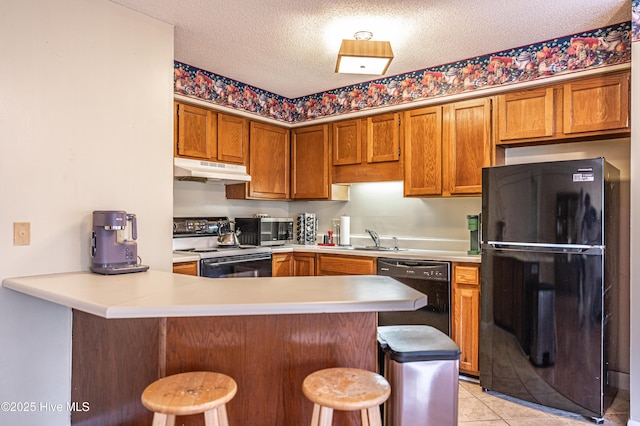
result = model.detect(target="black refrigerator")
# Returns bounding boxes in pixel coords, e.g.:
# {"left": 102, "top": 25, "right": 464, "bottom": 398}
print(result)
{"left": 480, "top": 157, "right": 619, "bottom": 421}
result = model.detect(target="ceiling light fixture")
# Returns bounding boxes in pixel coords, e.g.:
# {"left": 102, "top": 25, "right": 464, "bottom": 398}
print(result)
{"left": 335, "top": 31, "right": 394, "bottom": 75}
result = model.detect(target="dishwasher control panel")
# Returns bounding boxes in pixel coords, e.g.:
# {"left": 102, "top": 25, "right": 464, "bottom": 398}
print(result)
{"left": 377, "top": 258, "right": 450, "bottom": 282}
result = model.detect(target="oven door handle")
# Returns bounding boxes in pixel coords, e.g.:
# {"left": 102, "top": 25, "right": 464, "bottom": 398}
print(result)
{"left": 202, "top": 255, "right": 271, "bottom": 266}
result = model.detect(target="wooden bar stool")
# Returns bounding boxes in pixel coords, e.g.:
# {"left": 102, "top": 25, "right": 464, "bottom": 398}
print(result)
{"left": 141, "top": 371, "right": 237, "bottom": 426}
{"left": 302, "top": 367, "right": 390, "bottom": 426}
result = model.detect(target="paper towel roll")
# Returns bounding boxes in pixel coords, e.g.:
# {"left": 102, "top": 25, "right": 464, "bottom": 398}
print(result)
{"left": 339, "top": 215, "right": 350, "bottom": 246}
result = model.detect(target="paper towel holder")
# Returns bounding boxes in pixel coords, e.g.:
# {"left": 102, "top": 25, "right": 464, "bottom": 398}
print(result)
{"left": 338, "top": 214, "right": 351, "bottom": 247}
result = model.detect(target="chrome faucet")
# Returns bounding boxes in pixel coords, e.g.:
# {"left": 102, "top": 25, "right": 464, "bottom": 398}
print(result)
{"left": 365, "top": 229, "right": 381, "bottom": 248}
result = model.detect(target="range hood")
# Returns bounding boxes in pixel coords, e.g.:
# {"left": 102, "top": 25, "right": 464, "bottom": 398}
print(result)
{"left": 174, "top": 157, "right": 251, "bottom": 183}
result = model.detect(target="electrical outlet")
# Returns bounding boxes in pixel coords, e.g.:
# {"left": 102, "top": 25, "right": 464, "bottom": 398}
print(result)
{"left": 14, "top": 222, "right": 30, "bottom": 245}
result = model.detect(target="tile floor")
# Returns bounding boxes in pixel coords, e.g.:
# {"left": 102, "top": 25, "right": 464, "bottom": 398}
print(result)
{"left": 458, "top": 380, "right": 630, "bottom": 425}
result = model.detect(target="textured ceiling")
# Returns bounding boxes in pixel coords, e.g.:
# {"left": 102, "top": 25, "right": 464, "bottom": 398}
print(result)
{"left": 110, "top": 0, "right": 630, "bottom": 99}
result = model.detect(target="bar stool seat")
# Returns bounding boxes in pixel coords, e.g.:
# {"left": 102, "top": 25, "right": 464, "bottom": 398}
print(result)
{"left": 302, "top": 367, "right": 390, "bottom": 426}
{"left": 141, "top": 371, "right": 237, "bottom": 426}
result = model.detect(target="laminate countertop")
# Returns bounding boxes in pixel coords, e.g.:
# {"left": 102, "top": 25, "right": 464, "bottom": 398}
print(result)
{"left": 172, "top": 246, "right": 481, "bottom": 264}
{"left": 2, "top": 270, "right": 427, "bottom": 319}
{"left": 271, "top": 244, "right": 481, "bottom": 263}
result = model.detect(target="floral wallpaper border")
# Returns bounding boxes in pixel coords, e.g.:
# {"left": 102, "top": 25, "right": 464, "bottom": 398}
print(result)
{"left": 174, "top": 21, "right": 631, "bottom": 124}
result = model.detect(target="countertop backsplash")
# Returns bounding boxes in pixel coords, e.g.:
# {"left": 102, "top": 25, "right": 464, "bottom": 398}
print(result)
{"left": 174, "top": 180, "right": 481, "bottom": 251}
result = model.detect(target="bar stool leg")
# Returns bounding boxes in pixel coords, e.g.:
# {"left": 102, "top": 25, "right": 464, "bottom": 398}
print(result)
{"left": 318, "top": 405, "right": 333, "bottom": 426}
{"left": 152, "top": 413, "right": 175, "bottom": 426}
{"left": 310, "top": 403, "right": 334, "bottom": 426}
{"left": 203, "top": 405, "right": 231, "bottom": 426}
{"left": 310, "top": 404, "right": 320, "bottom": 425}
{"left": 360, "top": 406, "right": 382, "bottom": 426}
{"left": 360, "top": 409, "right": 369, "bottom": 426}
{"left": 218, "top": 404, "right": 230, "bottom": 426}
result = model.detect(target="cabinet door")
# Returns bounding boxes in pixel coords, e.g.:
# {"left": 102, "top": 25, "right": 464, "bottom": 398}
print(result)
{"left": 332, "top": 119, "right": 362, "bottom": 165}
{"left": 403, "top": 106, "right": 442, "bottom": 197}
{"left": 316, "top": 254, "right": 376, "bottom": 276}
{"left": 451, "top": 263, "right": 480, "bottom": 376}
{"left": 292, "top": 124, "right": 330, "bottom": 199}
{"left": 443, "top": 98, "right": 493, "bottom": 196}
{"left": 248, "top": 121, "right": 290, "bottom": 199}
{"left": 498, "top": 87, "right": 554, "bottom": 142}
{"left": 272, "top": 253, "right": 293, "bottom": 277}
{"left": 175, "top": 103, "right": 217, "bottom": 160}
{"left": 367, "top": 112, "right": 400, "bottom": 163}
{"left": 563, "top": 71, "right": 629, "bottom": 134}
{"left": 173, "top": 261, "right": 198, "bottom": 276}
{"left": 217, "top": 113, "right": 248, "bottom": 164}
{"left": 332, "top": 114, "right": 403, "bottom": 184}
{"left": 293, "top": 253, "right": 316, "bottom": 276}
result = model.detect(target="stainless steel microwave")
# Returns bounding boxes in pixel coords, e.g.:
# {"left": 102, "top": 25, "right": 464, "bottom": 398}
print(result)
{"left": 235, "top": 217, "right": 294, "bottom": 246}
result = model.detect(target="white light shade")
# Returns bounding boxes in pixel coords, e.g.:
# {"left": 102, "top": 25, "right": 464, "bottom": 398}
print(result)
{"left": 335, "top": 39, "right": 394, "bottom": 75}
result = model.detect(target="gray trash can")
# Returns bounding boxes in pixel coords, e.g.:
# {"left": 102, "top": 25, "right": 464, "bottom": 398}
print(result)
{"left": 378, "top": 325, "right": 461, "bottom": 426}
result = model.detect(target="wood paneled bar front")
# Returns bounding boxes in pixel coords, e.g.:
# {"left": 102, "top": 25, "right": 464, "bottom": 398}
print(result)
{"left": 3, "top": 271, "right": 426, "bottom": 426}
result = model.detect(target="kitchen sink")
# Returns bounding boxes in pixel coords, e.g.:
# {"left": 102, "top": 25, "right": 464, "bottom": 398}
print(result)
{"left": 353, "top": 246, "right": 406, "bottom": 251}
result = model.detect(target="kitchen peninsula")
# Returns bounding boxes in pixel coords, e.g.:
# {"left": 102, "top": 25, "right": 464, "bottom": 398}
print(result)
{"left": 2, "top": 270, "right": 426, "bottom": 426}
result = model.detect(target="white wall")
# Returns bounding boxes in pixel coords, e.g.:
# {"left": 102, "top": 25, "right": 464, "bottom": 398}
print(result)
{"left": 0, "top": 1, "right": 174, "bottom": 424}
{"left": 291, "top": 182, "right": 481, "bottom": 250}
{"left": 174, "top": 180, "right": 482, "bottom": 251}
{"left": 629, "top": 41, "right": 640, "bottom": 426}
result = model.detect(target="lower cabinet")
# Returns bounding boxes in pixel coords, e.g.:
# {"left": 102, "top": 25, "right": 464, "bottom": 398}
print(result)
{"left": 272, "top": 251, "right": 318, "bottom": 276}
{"left": 272, "top": 252, "right": 294, "bottom": 277}
{"left": 275, "top": 252, "right": 377, "bottom": 276}
{"left": 451, "top": 262, "right": 481, "bottom": 376}
{"left": 173, "top": 261, "right": 198, "bottom": 276}
{"left": 293, "top": 252, "right": 316, "bottom": 276}
{"left": 316, "top": 254, "right": 376, "bottom": 276}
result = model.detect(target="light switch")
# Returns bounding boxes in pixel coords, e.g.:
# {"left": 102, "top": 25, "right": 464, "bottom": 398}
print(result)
{"left": 14, "top": 222, "right": 30, "bottom": 245}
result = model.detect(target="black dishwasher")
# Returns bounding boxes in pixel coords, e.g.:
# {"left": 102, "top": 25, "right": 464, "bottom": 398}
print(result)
{"left": 377, "top": 258, "right": 451, "bottom": 336}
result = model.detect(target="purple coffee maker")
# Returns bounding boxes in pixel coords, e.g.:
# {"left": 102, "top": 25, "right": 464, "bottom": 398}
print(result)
{"left": 90, "top": 210, "right": 149, "bottom": 275}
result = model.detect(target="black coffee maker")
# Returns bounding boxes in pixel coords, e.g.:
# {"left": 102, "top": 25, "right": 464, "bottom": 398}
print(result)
{"left": 90, "top": 210, "right": 149, "bottom": 275}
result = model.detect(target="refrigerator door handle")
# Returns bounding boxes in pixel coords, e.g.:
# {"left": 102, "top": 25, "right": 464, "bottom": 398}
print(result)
{"left": 484, "top": 241, "right": 603, "bottom": 255}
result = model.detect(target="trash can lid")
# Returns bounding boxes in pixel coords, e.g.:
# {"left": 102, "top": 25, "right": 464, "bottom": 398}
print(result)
{"left": 378, "top": 325, "right": 461, "bottom": 363}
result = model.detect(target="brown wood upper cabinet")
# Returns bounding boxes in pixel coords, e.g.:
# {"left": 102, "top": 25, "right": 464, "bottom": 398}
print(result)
{"left": 367, "top": 113, "right": 401, "bottom": 163}
{"left": 404, "top": 98, "right": 492, "bottom": 197}
{"left": 497, "top": 71, "right": 630, "bottom": 145}
{"left": 291, "top": 124, "right": 332, "bottom": 199}
{"left": 332, "top": 113, "right": 402, "bottom": 183}
{"left": 175, "top": 101, "right": 216, "bottom": 160}
{"left": 226, "top": 121, "right": 290, "bottom": 200}
{"left": 403, "top": 106, "right": 442, "bottom": 197}
{"left": 175, "top": 101, "right": 248, "bottom": 165}
{"left": 443, "top": 97, "right": 493, "bottom": 196}
{"left": 563, "top": 71, "right": 629, "bottom": 135}
{"left": 217, "top": 113, "right": 249, "bottom": 164}
{"left": 498, "top": 87, "right": 554, "bottom": 141}
{"left": 332, "top": 119, "right": 362, "bottom": 165}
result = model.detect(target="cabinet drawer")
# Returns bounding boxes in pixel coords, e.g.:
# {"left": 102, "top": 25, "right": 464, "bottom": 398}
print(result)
{"left": 455, "top": 265, "right": 479, "bottom": 285}
{"left": 316, "top": 254, "right": 376, "bottom": 276}
{"left": 173, "top": 261, "right": 198, "bottom": 276}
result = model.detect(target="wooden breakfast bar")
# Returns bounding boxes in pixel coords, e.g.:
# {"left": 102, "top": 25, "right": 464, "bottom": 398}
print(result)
{"left": 2, "top": 270, "right": 427, "bottom": 426}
